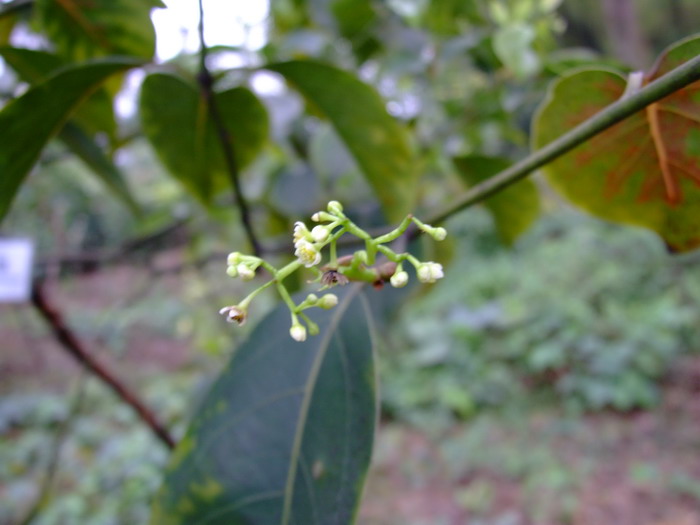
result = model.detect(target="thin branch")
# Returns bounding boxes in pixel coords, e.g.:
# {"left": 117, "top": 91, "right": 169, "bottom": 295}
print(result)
{"left": 196, "top": 0, "right": 262, "bottom": 256}
{"left": 30, "top": 282, "right": 176, "bottom": 450}
{"left": 36, "top": 217, "right": 189, "bottom": 277}
{"left": 427, "top": 53, "right": 700, "bottom": 225}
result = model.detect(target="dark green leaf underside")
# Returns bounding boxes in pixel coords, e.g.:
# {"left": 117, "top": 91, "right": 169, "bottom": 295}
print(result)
{"left": 151, "top": 285, "right": 377, "bottom": 525}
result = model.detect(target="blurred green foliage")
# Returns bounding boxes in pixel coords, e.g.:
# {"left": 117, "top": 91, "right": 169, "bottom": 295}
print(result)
{"left": 383, "top": 208, "right": 700, "bottom": 425}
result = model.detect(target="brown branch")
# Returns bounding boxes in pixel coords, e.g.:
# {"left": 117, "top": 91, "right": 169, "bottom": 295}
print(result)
{"left": 36, "top": 217, "right": 190, "bottom": 277}
{"left": 30, "top": 282, "right": 176, "bottom": 450}
{"left": 197, "top": 0, "right": 261, "bottom": 256}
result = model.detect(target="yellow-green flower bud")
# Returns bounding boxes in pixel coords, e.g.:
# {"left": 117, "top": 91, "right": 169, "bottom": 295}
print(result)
{"left": 432, "top": 227, "right": 447, "bottom": 241}
{"left": 327, "top": 200, "right": 343, "bottom": 215}
{"left": 318, "top": 293, "right": 338, "bottom": 309}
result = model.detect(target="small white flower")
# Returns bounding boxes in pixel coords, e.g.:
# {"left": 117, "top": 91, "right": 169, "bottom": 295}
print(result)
{"left": 293, "top": 221, "right": 310, "bottom": 245}
{"left": 318, "top": 294, "right": 338, "bottom": 309}
{"left": 417, "top": 262, "right": 444, "bottom": 283}
{"left": 290, "top": 324, "right": 307, "bottom": 342}
{"left": 294, "top": 240, "right": 322, "bottom": 267}
{"left": 310, "top": 225, "right": 330, "bottom": 243}
{"left": 237, "top": 263, "right": 255, "bottom": 281}
{"left": 219, "top": 305, "right": 247, "bottom": 325}
{"left": 390, "top": 270, "right": 409, "bottom": 288}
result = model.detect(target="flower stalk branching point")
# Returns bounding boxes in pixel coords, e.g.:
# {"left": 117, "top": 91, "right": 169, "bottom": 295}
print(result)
{"left": 220, "top": 201, "right": 448, "bottom": 341}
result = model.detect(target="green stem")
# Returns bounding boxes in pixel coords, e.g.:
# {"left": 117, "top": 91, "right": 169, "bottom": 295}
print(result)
{"left": 426, "top": 53, "right": 700, "bottom": 225}
{"left": 329, "top": 238, "right": 338, "bottom": 267}
{"left": 239, "top": 279, "right": 275, "bottom": 307}
{"left": 373, "top": 214, "right": 413, "bottom": 244}
{"left": 276, "top": 280, "right": 298, "bottom": 313}
{"left": 277, "top": 260, "right": 303, "bottom": 281}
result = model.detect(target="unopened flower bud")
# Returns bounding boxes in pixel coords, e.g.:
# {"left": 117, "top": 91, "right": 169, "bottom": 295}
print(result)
{"left": 305, "top": 293, "right": 319, "bottom": 304}
{"left": 237, "top": 263, "right": 255, "bottom": 281}
{"left": 311, "top": 212, "right": 321, "bottom": 222}
{"left": 318, "top": 293, "right": 338, "bottom": 309}
{"left": 226, "top": 265, "right": 238, "bottom": 278}
{"left": 327, "top": 200, "right": 343, "bottom": 215}
{"left": 417, "top": 262, "right": 444, "bottom": 283}
{"left": 311, "top": 225, "right": 330, "bottom": 243}
{"left": 390, "top": 270, "right": 409, "bottom": 288}
{"left": 307, "top": 320, "right": 320, "bottom": 336}
{"left": 227, "top": 252, "right": 241, "bottom": 266}
{"left": 432, "top": 227, "right": 447, "bottom": 241}
{"left": 290, "top": 323, "right": 307, "bottom": 342}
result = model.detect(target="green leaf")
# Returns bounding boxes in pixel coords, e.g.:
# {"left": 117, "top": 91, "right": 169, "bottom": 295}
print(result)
{"left": 533, "top": 36, "right": 700, "bottom": 252}
{"left": 139, "top": 73, "right": 269, "bottom": 204}
{"left": 493, "top": 23, "right": 540, "bottom": 78}
{"left": 0, "top": 47, "right": 116, "bottom": 138}
{"left": 453, "top": 155, "right": 540, "bottom": 244}
{"left": 151, "top": 285, "right": 377, "bottom": 524}
{"left": 330, "top": 0, "right": 380, "bottom": 62}
{"left": 33, "top": 0, "right": 163, "bottom": 61}
{"left": 0, "top": 57, "right": 142, "bottom": 221}
{"left": 0, "top": 47, "right": 139, "bottom": 213}
{"left": 267, "top": 60, "right": 417, "bottom": 222}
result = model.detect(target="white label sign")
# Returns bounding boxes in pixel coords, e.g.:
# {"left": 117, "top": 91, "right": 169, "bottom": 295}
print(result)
{"left": 0, "top": 238, "right": 34, "bottom": 303}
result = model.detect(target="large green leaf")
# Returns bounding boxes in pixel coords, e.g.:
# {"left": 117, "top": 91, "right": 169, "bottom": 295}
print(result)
{"left": 0, "top": 58, "right": 141, "bottom": 221}
{"left": 151, "top": 285, "right": 377, "bottom": 524}
{"left": 33, "top": 0, "right": 163, "bottom": 61}
{"left": 139, "top": 73, "right": 269, "bottom": 204}
{"left": 0, "top": 47, "right": 139, "bottom": 213}
{"left": 267, "top": 60, "right": 417, "bottom": 222}
{"left": 454, "top": 155, "right": 540, "bottom": 244}
{"left": 0, "top": 47, "right": 116, "bottom": 138}
{"left": 533, "top": 36, "right": 700, "bottom": 252}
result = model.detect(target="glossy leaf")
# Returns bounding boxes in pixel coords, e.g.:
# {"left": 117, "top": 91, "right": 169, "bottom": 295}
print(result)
{"left": 0, "top": 47, "right": 116, "bottom": 138}
{"left": 0, "top": 47, "right": 139, "bottom": 213}
{"left": 267, "top": 60, "right": 417, "bottom": 222}
{"left": 33, "top": 0, "right": 163, "bottom": 61}
{"left": 534, "top": 36, "right": 700, "bottom": 252}
{"left": 139, "top": 73, "right": 269, "bottom": 204}
{"left": 454, "top": 155, "right": 541, "bottom": 244}
{"left": 0, "top": 58, "right": 141, "bottom": 221}
{"left": 151, "top": 285, "right": 377, "bottom": 524}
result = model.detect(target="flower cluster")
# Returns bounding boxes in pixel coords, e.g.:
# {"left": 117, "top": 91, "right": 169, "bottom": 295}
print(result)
{"left": 220, "top": 201, "right": 447, "bottom": 341}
